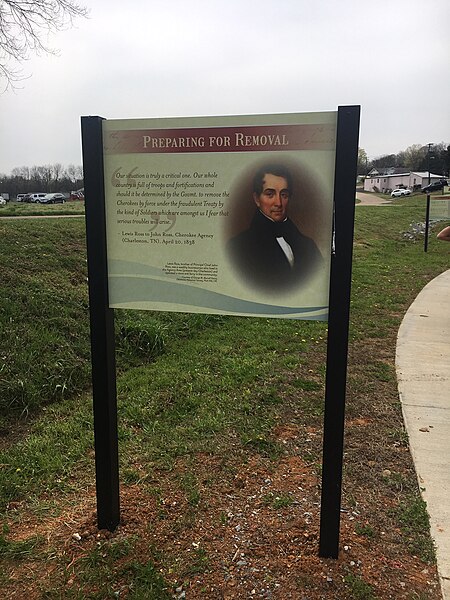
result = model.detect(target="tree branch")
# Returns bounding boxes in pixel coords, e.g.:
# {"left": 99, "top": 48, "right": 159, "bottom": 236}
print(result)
{"left": 0, "top": 0, "right": 88, "bottom": 89}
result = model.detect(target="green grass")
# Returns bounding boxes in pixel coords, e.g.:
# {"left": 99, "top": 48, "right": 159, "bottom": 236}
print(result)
{"left": 0, "top": 217, "right": 225, "bottom": 417}
{"left": 180, "top": 472, "right": 201, "bottom": 507}
{"left": 58, "top": 542, "right": 172, "bottom": 599}
{"left": 263, "top": 492, "right": 295, "bottom": 509}
{"left": 181, "top": 547, "right": 210, "bottom": 576}
{"left": 0, "top": 533, "right": 43, "bottom": 558}
{"left": 354, "top": 523, "right": 376, "bottom": 539}
{"left": 343, "top": 572, "right": 376, "bottom": 599}
{"left": 1, "top": 195, "right": 447, "bottom": 479}
{"left": 396, "top": 495, "right": 436, "bottom": 563}
{"left": 0, "top": 218, "right": 90, "bottom": 416}
{"left": 0, "top": 194, "right": 448, "bottom": 596}
{"left": 0, "top": 200, "right": 85, "bottom": 217}
{"left": 0, "top": 396, "right": 94, "bottom": 507}
{"left": 126, "top": 561, "right": 172, "bottom": 599}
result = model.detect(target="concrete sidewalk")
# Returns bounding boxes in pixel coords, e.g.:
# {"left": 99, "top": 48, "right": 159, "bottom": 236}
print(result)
{"left": 356, "top": 191, "right": 393, "bottom": 206}
{"left": 396, "top": 269, "right": 450, "bottom": 599}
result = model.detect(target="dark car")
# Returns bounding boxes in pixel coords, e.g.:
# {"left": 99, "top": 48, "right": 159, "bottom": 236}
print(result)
{"left": 421, "top": 179, "right": 448, "bottom": 193}
{"left": 40, "top": 193, "right": 66, "bottom": 204}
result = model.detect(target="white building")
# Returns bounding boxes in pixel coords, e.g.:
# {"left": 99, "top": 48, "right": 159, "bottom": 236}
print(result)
{"left": 364, "top": 171, "right": 446, "bottom": 193}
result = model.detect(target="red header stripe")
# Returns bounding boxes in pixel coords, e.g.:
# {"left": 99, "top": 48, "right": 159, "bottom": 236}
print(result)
{"left": 104, "top": 123, "right": 336, "bottom": 154}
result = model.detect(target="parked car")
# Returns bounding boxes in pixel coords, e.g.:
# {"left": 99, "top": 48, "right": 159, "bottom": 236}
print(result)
{"left": 421, "top": 179, "right": 448, "bottom": 193}
{"left": 0, "top": 197, "right": 6, "bottom": 206}
{"left": 391, "top": 188, "right": 411, "bottom": 197}
{"left": 16, "top": 194, "right": 26, "bottom": 202}
{"left": 27, "top": 193, "right": 47, "bottom": 203}
{"left": 40, "top": 193, "right": 66, "bottom": 204}
{"left": 70, "top": 189, "right": 84, "bottom": 200}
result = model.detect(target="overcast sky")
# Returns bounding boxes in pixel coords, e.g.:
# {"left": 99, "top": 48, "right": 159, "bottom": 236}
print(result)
{"left": 1, "top": 0, "right": 449, "bottom": 175}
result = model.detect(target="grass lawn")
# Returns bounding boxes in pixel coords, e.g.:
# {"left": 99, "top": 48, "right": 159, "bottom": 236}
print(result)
{"left": 0, "top": 196, "right": 448, "bottom": 598}
{"left": 0, "top": 200, "right": 85, "bottom": 217}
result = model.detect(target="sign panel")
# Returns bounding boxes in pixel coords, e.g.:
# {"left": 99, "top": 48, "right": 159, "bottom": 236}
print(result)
{"left": 430, "top": 197, "right": 450, "bottom": 220}
{"left": 102, "top": 112, "right": 337, "bottom": 319}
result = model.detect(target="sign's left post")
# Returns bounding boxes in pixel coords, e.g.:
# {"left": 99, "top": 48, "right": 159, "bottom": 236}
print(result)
{"left": 81, "top": 116, "right": 120, "bottom": 531}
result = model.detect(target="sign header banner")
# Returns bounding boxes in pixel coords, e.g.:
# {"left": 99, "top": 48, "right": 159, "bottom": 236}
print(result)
{"left": 104, "top": 123, "right": 336, "bottom": 155}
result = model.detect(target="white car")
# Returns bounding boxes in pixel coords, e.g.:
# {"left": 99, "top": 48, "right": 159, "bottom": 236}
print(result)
{"left": 391, "top": 188, "right": 411, "bottom": 197}
{"left": 0, "top": 197, "right": 6, "bottom": 206}
{"left": 28, "top": 193, "right": 47, "bottom": 203}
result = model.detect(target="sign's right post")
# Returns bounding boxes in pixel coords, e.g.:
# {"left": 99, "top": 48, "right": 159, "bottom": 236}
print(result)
{"left": 319, "top": 105, "right": 361, "bottom": 559}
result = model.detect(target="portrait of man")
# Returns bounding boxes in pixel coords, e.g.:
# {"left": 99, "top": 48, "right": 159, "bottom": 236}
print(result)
{"left": 226, "top": 163, "right": 323, "bottom": 292}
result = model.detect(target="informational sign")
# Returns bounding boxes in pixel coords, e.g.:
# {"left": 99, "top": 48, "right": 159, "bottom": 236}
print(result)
{"left": 82, "top": 105, "right": 360, "bottom": 550}
{"left": 430, "top": 196, "right": 450, "bottom": 220}
{"left": 102, "top": 112, "right": 337, "bottom": 319}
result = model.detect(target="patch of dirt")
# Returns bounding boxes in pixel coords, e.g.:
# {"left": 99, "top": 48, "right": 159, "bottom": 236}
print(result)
{"left": 2, "top": 443, "right": 441, "bottom": 599}
{"left": 0, "top": 328, "right": 442, "bottom": 598}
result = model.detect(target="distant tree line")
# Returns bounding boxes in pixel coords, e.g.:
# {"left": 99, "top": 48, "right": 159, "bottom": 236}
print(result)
{"left": 358, "top": 143, "right": 450, "bottom": 177}
{"left": 0, "top": 164, "right": 84, "bottom": 197}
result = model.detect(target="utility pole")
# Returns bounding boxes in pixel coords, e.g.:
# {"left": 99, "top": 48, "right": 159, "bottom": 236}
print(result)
{"left": 424, "top": 143, "right": 433, "bottom": 252}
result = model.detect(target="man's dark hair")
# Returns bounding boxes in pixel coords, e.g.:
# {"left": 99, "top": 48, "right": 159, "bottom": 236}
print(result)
{"left": 252, "top": 164, "right": 293, "bottom": 196}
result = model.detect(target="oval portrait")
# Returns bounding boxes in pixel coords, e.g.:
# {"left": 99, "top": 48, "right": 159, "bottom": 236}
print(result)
{"left": 224, "top": 157, "right": 329, "bottom": 293}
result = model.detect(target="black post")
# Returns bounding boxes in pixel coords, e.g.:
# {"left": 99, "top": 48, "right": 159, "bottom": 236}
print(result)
{"left": 81, "top": 116, "right": 120, "bottom": 531}
{"left": 424, "top": 144, "right": 433, "bottom": 253}
{"left": 319, "top": 105, "right": 360, "bottom": 558}
{"left": 424, "top": 194, "right": 431, "bottom": 252}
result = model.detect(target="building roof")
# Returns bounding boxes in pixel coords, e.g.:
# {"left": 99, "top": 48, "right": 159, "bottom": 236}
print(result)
{"left": 366, "top": 171, "right": 445, "bottom": 180}
{"left": 368, "top": 166, "right": 408, "bottom": 176}
{"left": 366, "top": 172, "right": 410, "bottom": 178}
{"left": 410, "top": 172, "right": 445, "bottom": 178}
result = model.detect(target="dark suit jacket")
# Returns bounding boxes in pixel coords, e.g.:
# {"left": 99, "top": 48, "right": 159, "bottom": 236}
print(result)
{"left": 227, "top": 210, "right": 322, "bottom": 291}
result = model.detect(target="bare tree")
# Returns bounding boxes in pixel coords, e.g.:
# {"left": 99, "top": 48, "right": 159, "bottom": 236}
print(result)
{"left": 29, "top": 165, "right": 41, "bottom": 182}
{"left": 38, "top": 164, "right": 53, "bottom": 188}
{"left": 65, "top": 163, "right": 78, "bottom": 184}
{"left": 52, "top": 162, "right": 63, "bottom": 185}
{"left": 402, "top": 144, "right": 427, "bottom": 171}
{"left": 0, "top": 0, "right": 88, "bottom": 89}
{"left": 12, "top": 166, "right": 31, "bottom": 180}
{"left": 357, "top": 148, "right": 368, "bottom": 175}
{"left": 74, "top": 164, "right": 83, "bottom": 182}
